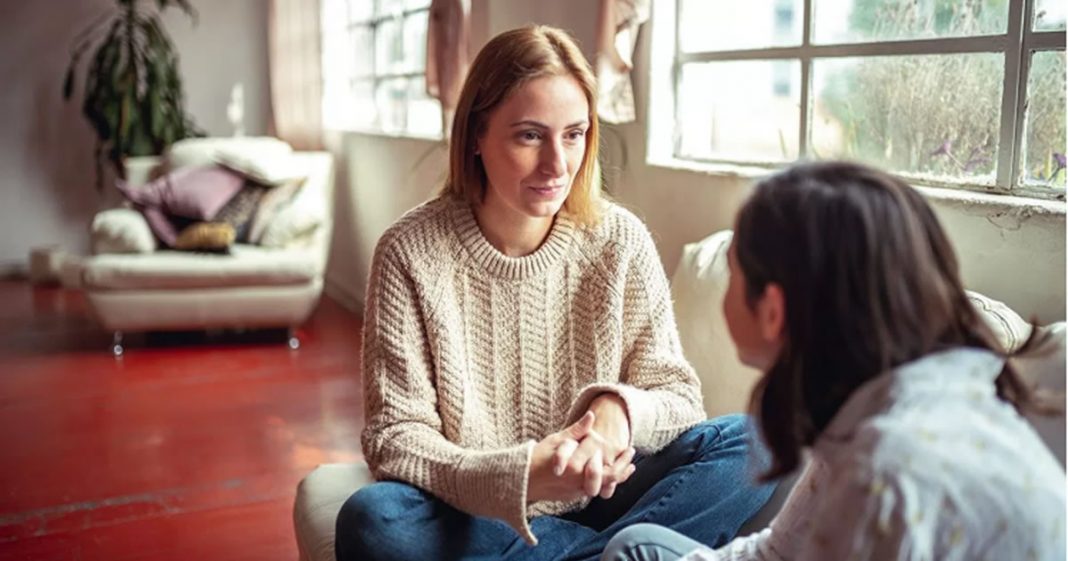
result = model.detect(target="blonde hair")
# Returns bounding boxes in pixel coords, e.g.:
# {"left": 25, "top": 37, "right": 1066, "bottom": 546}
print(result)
{"left": 439, "top": 25, "right": 603, "bottom": 227}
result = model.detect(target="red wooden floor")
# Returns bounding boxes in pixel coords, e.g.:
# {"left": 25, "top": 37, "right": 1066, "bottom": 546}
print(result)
{"left": 0, "top": 281, "right": 365, "bottom": 560}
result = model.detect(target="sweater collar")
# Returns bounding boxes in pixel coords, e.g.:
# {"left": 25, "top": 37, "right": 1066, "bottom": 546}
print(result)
{"left": 448, "top": 197, "right": 576, "bottom": 280}
{"left": 815, "top": 347, "right": 1005, "bottom": 451}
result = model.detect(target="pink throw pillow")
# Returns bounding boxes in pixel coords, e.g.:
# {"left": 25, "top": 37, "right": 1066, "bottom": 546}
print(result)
{"left": 116, "top": 166, "right": 245, "bottom": 247}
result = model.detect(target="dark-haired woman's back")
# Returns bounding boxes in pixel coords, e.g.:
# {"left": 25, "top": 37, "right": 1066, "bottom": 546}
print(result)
{"left": 603, "top": 161, "right": 1065, "bottom": 561}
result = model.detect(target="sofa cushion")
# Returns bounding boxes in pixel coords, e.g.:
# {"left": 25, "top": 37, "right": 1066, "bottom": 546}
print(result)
{"left": 1014, "top": 322, "right": 1067, "bottom": 465}
{"left": 91, "top": 208, "right": 158, "bottom": 255}
{"left": 216, "top": 147, "right": 306, "bottom": 186}
{"left": 82, "top": 245, "right": 320, "bottom": 290}
{"left": 248, "top": 178, "right": 305, "bottom": 245}
{"left": 166, "top": 137, "right": 292, "bottom": 170}
{"left": 116, "top": 166, "right": 246, "bottom": 247}
{"left": 671, "top": 230, "right": 760, "bottom": 418}
{"left": 173, "top": 222, "right": 236, "bottom": 252}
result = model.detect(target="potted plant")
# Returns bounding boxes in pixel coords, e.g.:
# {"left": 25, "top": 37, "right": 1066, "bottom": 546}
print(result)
{"left": 62, "top": 0, "right": 204, "bottom": 190}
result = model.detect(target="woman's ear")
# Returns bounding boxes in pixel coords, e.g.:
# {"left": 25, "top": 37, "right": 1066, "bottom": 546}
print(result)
{"left": 757, "top": 283, "right": 786, "bottom": 345}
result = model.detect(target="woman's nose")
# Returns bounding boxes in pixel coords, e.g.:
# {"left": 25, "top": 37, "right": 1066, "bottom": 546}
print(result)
{"left": 539, "top": 139, "right": 567, "bottom": 178}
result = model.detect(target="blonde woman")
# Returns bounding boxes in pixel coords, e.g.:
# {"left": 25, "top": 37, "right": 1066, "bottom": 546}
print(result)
{"left": 335, "top": 26, "right": 774, "bottom": 561}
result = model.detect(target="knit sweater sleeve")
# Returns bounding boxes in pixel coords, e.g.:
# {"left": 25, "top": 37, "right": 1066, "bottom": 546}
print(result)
{"left": 359, "top": 237, "right": 540, "bottom": 544}
{"left": 567, "top": 219, "right": 706, "bottom": 453}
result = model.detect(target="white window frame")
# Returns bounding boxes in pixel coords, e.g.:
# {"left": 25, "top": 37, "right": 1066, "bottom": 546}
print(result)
{"left": 649, "top": 0, "right": 1066, "bottom": 200}
{"left": 320, "top": 0, "right": 441, "bottom": 139}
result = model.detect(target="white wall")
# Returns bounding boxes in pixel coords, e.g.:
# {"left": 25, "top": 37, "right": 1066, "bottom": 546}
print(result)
{"left": 325, "top": 1, "right": 1066, "bottom": 323}
{"left": 0, "top": 0, "right": 269, "bottom": 271}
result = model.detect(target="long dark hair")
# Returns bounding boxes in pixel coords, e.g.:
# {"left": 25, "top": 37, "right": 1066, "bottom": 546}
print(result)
{"left": 735, "top": 161, "right": 1050, "bottom": 480}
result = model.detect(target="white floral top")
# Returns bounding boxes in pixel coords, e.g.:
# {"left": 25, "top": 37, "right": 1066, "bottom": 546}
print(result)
{"left": 684, "top": 348, "right": 1066, "bottom": 561}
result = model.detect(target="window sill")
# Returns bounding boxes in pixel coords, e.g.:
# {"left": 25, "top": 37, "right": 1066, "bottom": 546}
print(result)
{"left": 647, "top": 155, "right": 1067, "bottom": 218}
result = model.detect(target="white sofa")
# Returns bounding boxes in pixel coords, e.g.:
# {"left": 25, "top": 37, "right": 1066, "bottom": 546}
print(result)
{"left": 291, "top": 229, "right": 1066, "bottom": 561}
{"left": 81, "top": 137, "right": 335, "bottom": 355}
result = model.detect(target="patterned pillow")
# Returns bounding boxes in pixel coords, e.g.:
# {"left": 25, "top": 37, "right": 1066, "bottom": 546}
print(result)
{"left": 212, "top": 182, "right": 269, "bottom": 243}
{"left": 247, "top": 178, "right": 305, "bottom": 244}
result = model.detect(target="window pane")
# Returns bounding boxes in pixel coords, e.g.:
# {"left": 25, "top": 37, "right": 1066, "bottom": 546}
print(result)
{"left": 351, "top": 79, "right": 377, "bottom": 129}
{"left": 811, "top": 54, "right": 1003, "bottom": 183}
{"left": 376, "top": 78, "right": 408, "bottom": 133}
{"left": 349, "top": 0, "right": 374, "bottom": 23}
{"left": 321, "top": 0, "right": 349, "bottom": 32}
{"left": 679, "top": 0, "right": 802, "bottom": 52}
{"left": 375, "top": 17, "right": 404, "bottom": 75}
{"left": 677, "top": 61, "right": 800, "bottom": 162}
{"left": 407, "top": 80, "right": 442, "bottom": 137}
{"left": 1035, "top": 0, "right": 1067, "bottom": 31}
{"left": 813, "top": 0, "right": 1008, "bottom": 44}
{"left": 377, "top": 0, "right": 407, "bottom": 16}
{"left": 402, "top": 11, "right": 429, "bottom": 73}
{"left": 322, "top": 28, "right": 355, "bottom": 82}
{"left": 352, "top": 25, "right": 375, "bottom": 78}
{"left": 1021, "top": 51, "right": 1067, "bottom": 189}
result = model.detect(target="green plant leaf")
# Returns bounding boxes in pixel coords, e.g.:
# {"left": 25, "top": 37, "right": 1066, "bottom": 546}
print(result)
{"left": 67, "top": 0, "right": 201, "bottom": 189}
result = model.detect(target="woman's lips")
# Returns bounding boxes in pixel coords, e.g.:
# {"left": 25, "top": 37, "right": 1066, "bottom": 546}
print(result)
{"left": 528, "top": 184, "right": 565, "bottom": 198}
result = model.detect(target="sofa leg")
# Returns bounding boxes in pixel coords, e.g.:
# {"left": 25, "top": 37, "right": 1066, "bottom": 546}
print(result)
{"left": 287, "top": 328, "right": 300, "bottom": 350}
{"left": 111, "top": 331, "right": 124, "bottom": 357}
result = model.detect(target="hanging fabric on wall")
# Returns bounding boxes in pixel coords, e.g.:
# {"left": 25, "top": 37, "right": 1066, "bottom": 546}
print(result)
{"left": 426, "top": 0, "right": 471, "bottom": 137}
{"left": 268, "top": 0, "right": 324, "bottom": 150}
{"left": 596, "top": 0, "right": 652, "bottom": 124}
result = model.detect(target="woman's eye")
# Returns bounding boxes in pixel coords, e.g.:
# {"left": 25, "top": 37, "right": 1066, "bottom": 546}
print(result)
{"left": 520, "top": 131, "right": 541, "bottom": 142}
{"left": 566, "top": 129, "right": 586, "bottom": 141}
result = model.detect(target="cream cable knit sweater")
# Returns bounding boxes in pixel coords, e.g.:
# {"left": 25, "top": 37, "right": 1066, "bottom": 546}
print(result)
{"left": 360, "top": 195, "right": 705, "bottom": 545}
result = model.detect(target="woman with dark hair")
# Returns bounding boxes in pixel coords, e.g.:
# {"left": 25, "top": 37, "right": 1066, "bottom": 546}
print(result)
{"left": 604, "top": 161, "right": 1065, "bottom": 561}
{"left": 333, "top": 25, "right": 774, "bottom": 561}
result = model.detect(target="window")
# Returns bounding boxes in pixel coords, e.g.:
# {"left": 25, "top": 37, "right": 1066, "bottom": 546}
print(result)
{"left": 654, "top": 0, "right": 1066, "bottom": 197}
{"left": 320, "top": 0, "right": 442, "bottom": 138}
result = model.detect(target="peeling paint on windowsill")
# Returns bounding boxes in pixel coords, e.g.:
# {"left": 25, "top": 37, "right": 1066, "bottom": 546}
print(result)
{"left": 918, "top": 185, "right": 1066, "bottom": 231}
{"left": 647, "top": 157, "right": 1066, "bottom": 231}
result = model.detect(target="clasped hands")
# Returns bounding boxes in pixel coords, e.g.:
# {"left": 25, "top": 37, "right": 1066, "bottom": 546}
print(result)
{"left": 527, "top": 394, "right": 637, "bottom": 504}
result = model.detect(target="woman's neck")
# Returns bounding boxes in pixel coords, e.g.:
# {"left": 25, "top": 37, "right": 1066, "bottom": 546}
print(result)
{"left": 473, "top": 203, "right": 554, "bottom": 257}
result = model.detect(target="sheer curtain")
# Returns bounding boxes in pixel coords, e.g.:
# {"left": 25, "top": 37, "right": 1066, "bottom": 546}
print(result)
{"left": 426, "top": 0, "right": 470, "bottom": 137}
{"left": 596, "top": 0, "right": 651, "bottom": 124}
{"left": 268, "top": 0, "right": 324, "bottom": 150}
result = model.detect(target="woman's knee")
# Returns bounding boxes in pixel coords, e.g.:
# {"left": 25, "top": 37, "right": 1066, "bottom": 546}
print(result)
{"left": 680, "top": 414, "right": 753, "bottom": 453}
{"left": 335, "top": 481, "right": 422, "bottom": 560}
{"left": 601, "top": 523, "right": 700, "bottom": 561}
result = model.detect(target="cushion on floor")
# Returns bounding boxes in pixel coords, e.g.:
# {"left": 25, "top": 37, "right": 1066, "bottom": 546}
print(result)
{"left": 294, "top": 463, "right": 374, "bottom": 561}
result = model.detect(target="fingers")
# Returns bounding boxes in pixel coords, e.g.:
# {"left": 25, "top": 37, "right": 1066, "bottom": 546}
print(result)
{"left": 552, "top": 438, "right": 579, "bottom": 476}
{"left": 599, "top": 447, "right": 636, "bottom": 499}
{"left": 612, "top": 447, "right": 636, "bottom": 476}
{"left": 565, "top": 411, "right": 596, "bottom": 440}
{"left": 584, "top": 448, "right": 604, "bottom": 497}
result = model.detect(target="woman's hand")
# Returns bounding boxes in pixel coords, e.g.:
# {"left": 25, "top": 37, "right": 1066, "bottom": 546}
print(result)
{"left": 527, "top": 396, "right": 637, "bottom": 504}
{"left": 559, "top": 393, "right": 634, "bottom": 499}
{"left": 528, "top": 412, "right": 601, "bottom": 503}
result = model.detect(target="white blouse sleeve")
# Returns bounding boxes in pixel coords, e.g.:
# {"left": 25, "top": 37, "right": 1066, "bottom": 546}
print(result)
{"left": 793, "top": 460, "right": 915, "bottom": 561}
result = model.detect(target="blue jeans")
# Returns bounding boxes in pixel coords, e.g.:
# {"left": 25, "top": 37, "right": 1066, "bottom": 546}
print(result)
{"left": 335, "top": 415, "right": 775, "bottom": 561}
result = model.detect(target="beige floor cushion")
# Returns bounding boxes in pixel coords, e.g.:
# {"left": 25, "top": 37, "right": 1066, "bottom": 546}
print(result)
{"left": 294, "top": 463, "right": 374, "bottom": 561}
